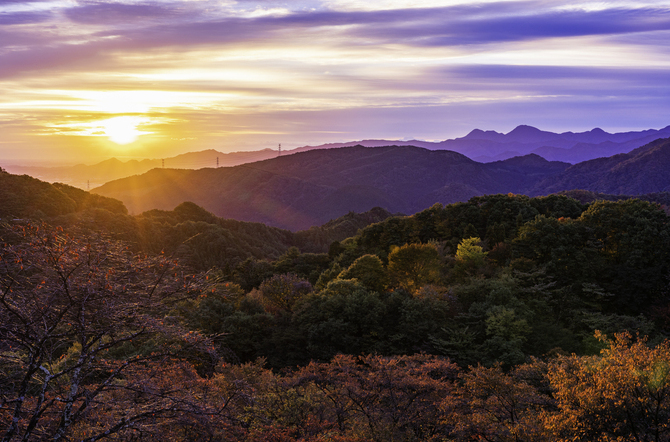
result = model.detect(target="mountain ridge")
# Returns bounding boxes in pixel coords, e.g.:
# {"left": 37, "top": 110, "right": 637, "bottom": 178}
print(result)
{"left": 92, "top": 144, "right": 571, "bottom": 230}
{"left": 92, "top": 137, "right": 670, "bottom": 231}
{"left": 6, "top": 125, "right": 668, "bottom": 189}
{"left": 532, "top": 137, "right": 670, "bottom": 195}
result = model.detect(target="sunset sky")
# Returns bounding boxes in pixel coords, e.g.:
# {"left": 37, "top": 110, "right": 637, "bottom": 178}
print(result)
{"left": 1, "top": 0, "right": 669, "bottom": 165}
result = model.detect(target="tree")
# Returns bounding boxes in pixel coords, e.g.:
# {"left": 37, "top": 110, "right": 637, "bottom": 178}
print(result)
{"left": 451, "top": 362, "right": 552, "bottom": 442}
{"left": 0, "top": 222, "right": 219, "bottom": 441}
{"left": 289, "top": 354, "right": 459, "bottom": 441}
{"left": 545, "top": 332, "right": 670, "bottom": 441}
{"left": 387, "top": 243, "right": 442, "bottom": 294}
{"left": 258, "top": 273, "right": 313, "bottom": 314}
{"left": 338, "top": 254, "right": 387, "bottom": 293}
{"left": 578, "top": 199, "right": 670, "bottom": 314}
{"left": 453, "top": 236, "right": 487, "bottom": 278}
{"left": 293, "top": 280, "right": 385, "bottom": 361}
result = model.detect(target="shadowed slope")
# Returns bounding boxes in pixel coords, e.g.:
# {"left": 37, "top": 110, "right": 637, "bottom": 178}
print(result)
{"left": 93, "top": 145, "right": 569, "bottom": 230}
{"left": 532, "top": 138, "right": 670, "bottom": 195}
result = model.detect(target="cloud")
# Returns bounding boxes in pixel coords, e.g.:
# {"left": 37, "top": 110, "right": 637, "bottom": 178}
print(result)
{"left": 77, "top": 3, "right": 670, "bottom": 51}
{"left": 347, "top": 5, "right": 670, "bottom": 47}
{"left": 64, "top": 1, "right": 180, "bottom": 24}
{"left": 432, "top": 64, "right": 670, "bottom": 98}
{"left": 0, "top": 10, "right": 52, "bottom": 25}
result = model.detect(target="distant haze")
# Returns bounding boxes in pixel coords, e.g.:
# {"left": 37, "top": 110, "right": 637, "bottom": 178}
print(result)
{"left": 4, "top": 125, "right": 669, "bottom": 189}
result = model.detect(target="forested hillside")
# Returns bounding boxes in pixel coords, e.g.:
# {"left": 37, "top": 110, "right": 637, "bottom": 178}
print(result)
{"left": 533, "top": 137, "right": 670, "bottom": 195}
{"left": 2, "top": 168, "right": 670, "bottom": 441}
{"left": 93, "top": 138, "right": 670, "bottom": 231}
{"left": 93, "top": 145, "right": 570, "bottom": 229}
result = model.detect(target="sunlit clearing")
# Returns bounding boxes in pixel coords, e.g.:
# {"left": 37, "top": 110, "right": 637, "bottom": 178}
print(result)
{"left": 101, "top": 116, "right": 146, "bottom": 144}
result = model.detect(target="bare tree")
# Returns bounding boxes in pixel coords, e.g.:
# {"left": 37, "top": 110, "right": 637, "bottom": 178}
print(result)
{"left": 0, "top": 222, "right": 224, "bottom": 441}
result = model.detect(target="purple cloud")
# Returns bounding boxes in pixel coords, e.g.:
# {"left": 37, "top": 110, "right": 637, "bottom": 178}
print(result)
{"left": 64, "top": 1, "right": 179, "bottom": 24}
{"left": 96, "top": 4, "right": 670, "bottom": 50}
{"left": 0, "top": 10, "right": 52, "bottom": 25}
{"left": 349, "top": 6, "right": 670, "bottom": 46}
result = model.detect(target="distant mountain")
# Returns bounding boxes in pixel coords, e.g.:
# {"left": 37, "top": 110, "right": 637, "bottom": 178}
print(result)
{"left": 2, "top": 148, "right": 278, "bottom": 189}
{"left": 532, "top": 137, "right": 670, "bottom": 195}
{"left": 5, "top": 125, "right": 668, "bottom": 190}
{"left": 296, "top": 125, "right": 670, "bottom": 163}
{"left": 92, "top": 145, "right": 570, "bottom": 230}
{"left": 0, "top": 168, "right": 127, "bottom": 219}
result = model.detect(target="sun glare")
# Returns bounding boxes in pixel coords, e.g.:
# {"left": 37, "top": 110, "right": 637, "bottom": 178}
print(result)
{"left": 101, "top": 116, "right": 146, "bottom": 145}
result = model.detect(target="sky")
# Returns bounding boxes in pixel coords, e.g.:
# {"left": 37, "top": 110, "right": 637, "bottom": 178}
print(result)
{"left": 1, "top": 0, "right": 669, "bottom": 165}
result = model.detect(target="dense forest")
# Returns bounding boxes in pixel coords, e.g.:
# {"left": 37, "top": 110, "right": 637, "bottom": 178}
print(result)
{"left": 2, "top": 167, "right": 670, "bottom": 441}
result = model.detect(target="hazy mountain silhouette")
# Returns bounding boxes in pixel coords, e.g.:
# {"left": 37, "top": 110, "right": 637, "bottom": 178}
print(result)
{"left": 92, "top": 145, "right": 570, "bottom": 230}
{"left": 2, "top": 148, "right": 278, "bottom": 189}
{"left": 296, "top": 125, "right": 670, "bottom": 163}
{"left": 4, "top": 125, "right": 668, "bottom": 190}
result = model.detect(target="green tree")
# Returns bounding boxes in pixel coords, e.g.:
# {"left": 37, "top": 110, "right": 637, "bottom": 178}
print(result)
{"left": 338, "top": 254, "right": 387, "bottom": 293}
{"left": 453, "top": 236, "right": 488, "bottom": 278}
{"left": 578, "top": 199, "right": 670, "bottom": 314}
{"left": 387, "top": 243, "right": 442, "bottom": 294}
{"left": 293, "top": 280, "right": 385, "bottom": 360}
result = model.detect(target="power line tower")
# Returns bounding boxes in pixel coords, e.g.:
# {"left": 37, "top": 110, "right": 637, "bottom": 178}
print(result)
{"left": 162, "top": 159, "right": 165, "bottom": 168}
{"left": 87, "top": 180, "right": 90, "bottom": 191}
{"left": 217, "top": 157, "right": 219, "bottom": 168}
{"left": 278, "top": 143, "right": 282, "bottom": 157}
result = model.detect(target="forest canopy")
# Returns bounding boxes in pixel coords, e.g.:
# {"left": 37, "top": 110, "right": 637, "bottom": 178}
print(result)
{"left": 2, "top": 169, "right": 670, "bottom": 440}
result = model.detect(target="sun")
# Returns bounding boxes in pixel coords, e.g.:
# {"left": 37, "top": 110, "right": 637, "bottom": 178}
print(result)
{"left": 101, "top": 116, "right": 146, "bottom": 145}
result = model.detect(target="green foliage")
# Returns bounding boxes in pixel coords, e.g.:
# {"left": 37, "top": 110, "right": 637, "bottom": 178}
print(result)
{"left": 314, "top": 262, "right": 343, "bottom": 291}
{"left": 387, "top": 242, "right": 442, "bottom": 294}
{"left": 53, "top": 182, "right": 128, "bottom": 214}
{"left": 338, "top": 254, "right": 387, "bottom": 293}
{"left": 579, "top": 199, "right": 670, "bottom": 313}
{"left": 272, "top": 247, "right": 331, "bottom": 284}
{"left": 453, "top": 237, "right": 488, "bottom": 279}
{"left": 456, "top": 237, "right": 487, "bottom": 265}
{"left": 514, "top": 199, "right": 670, "bottom": 315}
{"left": 0, "top": 172, "right": 77, "bottom": 218}
{"left": 233, "top": 258, "right": 274, "bottom": 291}
{"left": 293, "top": 279, "right": 386, "bottom": 361}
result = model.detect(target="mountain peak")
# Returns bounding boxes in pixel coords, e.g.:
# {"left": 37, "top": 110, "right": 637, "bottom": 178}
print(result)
{"left": 507, "top": 125, "right": 542, "bottom": 136}
{"left": 463, "top": 128, "right": 504, "bottom": 140}
{"left": 504, "top": 125, "right": 560, "bottom": 143}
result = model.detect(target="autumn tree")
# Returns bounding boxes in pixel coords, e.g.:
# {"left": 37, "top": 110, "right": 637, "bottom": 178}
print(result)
{"left": 289, "top": 354, "right": 459, "bottom": 441}
{"left": 0, "top": 222, "right": 223, "bottom": 441}
{"left": 451, "top": 362, "right": 552, "bottom": 441}
{"left": 258, "top": 273, "right": 313, "bottom": 314}
{"left": 545, "top": 332, "right": 670, "bottom": 441}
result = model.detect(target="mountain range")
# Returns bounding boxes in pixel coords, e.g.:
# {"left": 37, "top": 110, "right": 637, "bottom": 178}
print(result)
{"left": 91, "top": 137, "right": 670, "bottom": 231}
{"left": 2, "top": 148, "right": 278, "bottom": 189}
{"left": 299, "top": 124, "right": 670, "bottom": 163}
{"left": 5, "top": 125, "right": 669, "bottom": 190}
